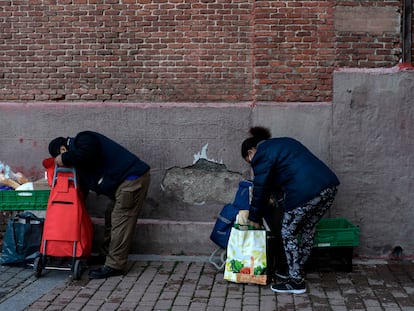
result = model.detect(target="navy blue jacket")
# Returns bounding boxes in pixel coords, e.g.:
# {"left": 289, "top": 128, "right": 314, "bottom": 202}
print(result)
{"left": 61, "top": 131, "right": 150, "bottom": 198}
{"left": 248, "top": 137, "right": 339, "bottom": 223}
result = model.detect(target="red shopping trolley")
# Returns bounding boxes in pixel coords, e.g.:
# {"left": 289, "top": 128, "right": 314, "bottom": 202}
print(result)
{"left": 33, "top": 158, "right": 93, "bottom": 280}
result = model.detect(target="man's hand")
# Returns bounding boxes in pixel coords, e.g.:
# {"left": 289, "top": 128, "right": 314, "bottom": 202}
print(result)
{"left": 55, "top": 154, "right": 64, "bottom": 166}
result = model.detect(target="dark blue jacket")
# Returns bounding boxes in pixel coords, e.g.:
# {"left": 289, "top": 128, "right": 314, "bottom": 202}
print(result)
{"left": 61, "top": 131, "right": 150, "bottom": 198}
{"left": 248, "top": 137, "right": 339, "bottom": 223}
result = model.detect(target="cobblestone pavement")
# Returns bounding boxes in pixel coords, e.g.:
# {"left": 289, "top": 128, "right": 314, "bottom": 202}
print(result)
{"left": 0, "top": 264, "right": 36, "bottom": 305}
{"left": 0, "top": 264, "right": 67, "bottom": 310}
{"left": 2, "top": 257, "right": 408, "bottom": 311}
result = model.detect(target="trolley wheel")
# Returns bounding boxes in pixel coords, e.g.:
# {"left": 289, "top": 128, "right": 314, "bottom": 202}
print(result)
{"left": 73, "top": 260, "right": 82, "bottom": 280}
{"left": 33, "top": 256, "right": 42, "bottom": 278}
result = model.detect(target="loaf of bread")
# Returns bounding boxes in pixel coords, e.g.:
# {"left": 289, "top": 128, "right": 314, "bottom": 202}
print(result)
{"left": 14, "top": 172, "right": 30, "bottom": 184}
{"left": 0, "top": 174, "right": 21, "bottom": 189}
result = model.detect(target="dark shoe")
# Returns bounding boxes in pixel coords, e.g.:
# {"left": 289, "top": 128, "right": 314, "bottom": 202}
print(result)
{"left": 270, "top": 279, "right": 306, "bottom": 294}
{"left": 87, "top": 255, "right": 106, "bottom": 266}
{"left": 88, "top": 265, "right": 123, "bottom": 279}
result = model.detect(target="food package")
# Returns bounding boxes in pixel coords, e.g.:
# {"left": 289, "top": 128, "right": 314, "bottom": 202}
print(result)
{"left": 15, "top": 182, "right": 34, "bottom": 191}
{"left": 0, "top": 174, "right": 21, "bottom": 189}
{"left": 0, "top": 161, "right": 30, "bottom": 189}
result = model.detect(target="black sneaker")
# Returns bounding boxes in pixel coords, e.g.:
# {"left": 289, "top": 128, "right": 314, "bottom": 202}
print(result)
{"left": 88, "top": 265, "right": 123, "bottom": 279}
{"left": 270, "top": 279, "right": 306, "bottom": 294}
{"left": 87, "top": 254, "right": 106, "bottom": 265}
{"left": 275, "top": 271, "right": 289, "bottom": 280}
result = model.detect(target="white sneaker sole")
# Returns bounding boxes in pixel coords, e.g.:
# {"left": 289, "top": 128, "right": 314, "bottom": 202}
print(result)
{"left": 270, "top": 285, "right": 306, "bottom": 294}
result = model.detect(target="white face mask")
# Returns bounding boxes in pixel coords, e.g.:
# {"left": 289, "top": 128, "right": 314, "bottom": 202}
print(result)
{"left": 247, "top": 148, "right": 256, "bottom": 163}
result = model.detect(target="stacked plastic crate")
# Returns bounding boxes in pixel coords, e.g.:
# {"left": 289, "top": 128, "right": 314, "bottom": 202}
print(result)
{"left": 307, "top": 218, "right": 360, "bottom": 272}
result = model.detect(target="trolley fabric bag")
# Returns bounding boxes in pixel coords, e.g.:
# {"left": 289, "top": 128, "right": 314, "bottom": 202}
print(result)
{"left": 209, "top": 180, "right": 253, "bottom": 270}
{"left": 0, "top": 212, "right": 44, "bottom": 266}
{"left": 224, "top": 224, "right": 268, "bottom": 286}
{"left": 232, "top": 180, "right": 253, "bottom": 210}
{"left": 210, "top": 203, "right": 241, "bottom": 250}
{"left": 210, "top": 180, "right": 253, "bottom": 250}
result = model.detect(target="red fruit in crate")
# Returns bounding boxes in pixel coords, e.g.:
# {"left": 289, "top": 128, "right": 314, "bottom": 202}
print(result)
{"left": 240, "top": 267, "right": 250, "bottom": 274}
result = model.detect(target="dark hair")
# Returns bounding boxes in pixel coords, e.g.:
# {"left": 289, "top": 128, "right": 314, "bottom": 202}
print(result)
{"left": 241, "top": 126, "right": 271, "bottom": 158}
{"left": 48, "top": 137, "right": 67, "bottom": 157}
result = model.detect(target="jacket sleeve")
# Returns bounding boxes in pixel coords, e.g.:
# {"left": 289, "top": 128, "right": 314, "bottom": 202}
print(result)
{"left": 61, "top": 132, "right": 101, "bottom": 167}
{"left": 248, "top": 150, "right": 276, "bottom": 223}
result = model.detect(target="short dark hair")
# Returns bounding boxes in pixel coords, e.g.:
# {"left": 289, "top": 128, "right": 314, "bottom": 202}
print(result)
{"left": 48, "top": 137, "right": 67, "bottom": 157}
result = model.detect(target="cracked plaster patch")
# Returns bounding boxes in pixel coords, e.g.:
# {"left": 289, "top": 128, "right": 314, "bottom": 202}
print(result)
{"left": 161, "top": 159, "right": 243, "bottom": 205}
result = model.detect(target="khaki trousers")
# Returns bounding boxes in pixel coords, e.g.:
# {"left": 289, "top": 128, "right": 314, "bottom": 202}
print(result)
{"left": 103, "top": 171, "right": 150, "bottom": 270}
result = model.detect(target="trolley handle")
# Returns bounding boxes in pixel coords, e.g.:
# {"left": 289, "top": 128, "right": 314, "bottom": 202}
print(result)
{"left": 52, "top": 166, "right": 78, "bottom": 188}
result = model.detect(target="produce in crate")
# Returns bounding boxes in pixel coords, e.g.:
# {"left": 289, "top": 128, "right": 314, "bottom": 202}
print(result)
{"left": 0, "top": 161, "right": 30, "bottom": 189}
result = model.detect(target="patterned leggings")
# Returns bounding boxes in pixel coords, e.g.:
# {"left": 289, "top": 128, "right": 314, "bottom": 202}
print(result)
{"left": 281, "top": 187, "right": 337, "bottom": 281}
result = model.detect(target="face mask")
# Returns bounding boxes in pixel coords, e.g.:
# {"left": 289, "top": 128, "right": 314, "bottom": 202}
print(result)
{"left": 248, "top": 151, "right": 254, "bottom": 163}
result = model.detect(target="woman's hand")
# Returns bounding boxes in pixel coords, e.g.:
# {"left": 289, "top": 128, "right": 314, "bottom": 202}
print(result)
{"left": 248, "top": 221, "right": 261, "bottom": 229}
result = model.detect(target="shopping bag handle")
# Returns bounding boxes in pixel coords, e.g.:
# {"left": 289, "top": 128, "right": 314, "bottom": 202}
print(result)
{"left": 233, "top": 224, "right": 264, "bottom": 230}
{"left": 11, "top": 212, "right": 43, "bottom": 254}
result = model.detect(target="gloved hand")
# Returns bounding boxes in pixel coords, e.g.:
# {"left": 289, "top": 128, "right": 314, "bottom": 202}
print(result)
{"left": 236, "top": 210, "right": 250, "bottom": 225}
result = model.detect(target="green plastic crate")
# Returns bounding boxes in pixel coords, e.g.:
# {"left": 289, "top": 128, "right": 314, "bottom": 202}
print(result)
{"left": 313, "top": 218, "right": 360, "bottom": 247}
{"left": 0, "top": 190, "right": 50, "bottom": 210}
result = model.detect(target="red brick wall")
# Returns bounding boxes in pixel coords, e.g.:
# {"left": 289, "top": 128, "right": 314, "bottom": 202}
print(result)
{"left": 253, "top": 1, "right": 336, "bottom": 102}
{"left": 0, "top": 0, "right": 404, "bottom": 102}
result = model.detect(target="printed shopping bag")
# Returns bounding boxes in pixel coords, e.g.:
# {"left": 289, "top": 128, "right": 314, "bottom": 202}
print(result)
{"left": 224, "top": 225, "right": 267, "bottom": 285}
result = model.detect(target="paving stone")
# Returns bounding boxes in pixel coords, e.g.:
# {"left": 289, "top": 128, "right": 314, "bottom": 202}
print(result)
{"left": 1, "top": 257, "right": 414, "bottom": 310}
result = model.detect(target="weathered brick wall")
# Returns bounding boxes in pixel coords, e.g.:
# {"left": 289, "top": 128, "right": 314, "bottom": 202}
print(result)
{"left": 334, "top": 2, "right": 402, "bottom": 68}
{"left": 0, "top": 0, "right": 255, "bottom": 102}
{"left": 0, "top": 0, "right": 406, "bottom": 102}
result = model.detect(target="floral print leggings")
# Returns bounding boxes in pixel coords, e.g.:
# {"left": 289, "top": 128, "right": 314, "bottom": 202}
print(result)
{"left": 281, "top": 187, "right": 338, "bottom": 281}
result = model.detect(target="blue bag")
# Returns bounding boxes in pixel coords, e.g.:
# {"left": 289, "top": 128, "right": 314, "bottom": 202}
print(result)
{"left": 210, "top": 180, "right": 252, "bottom": 249}
{"left": 233, "top": 180, "right": 252, "bottom": 210}
{"left": 210, "top": 203, "right": 240, "bottom": 250}
{"left": 0, "top": 212, "right": 44, "bottom": 266}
